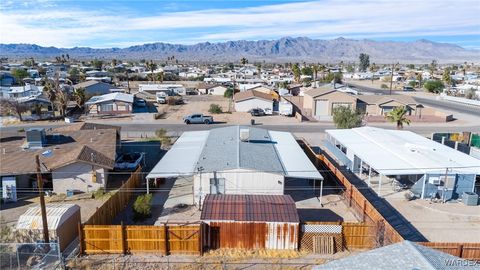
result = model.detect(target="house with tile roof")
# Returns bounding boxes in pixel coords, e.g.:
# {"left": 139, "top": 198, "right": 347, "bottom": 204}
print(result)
{"left": 0, "top": 123, "right": 119, "bottom": 195}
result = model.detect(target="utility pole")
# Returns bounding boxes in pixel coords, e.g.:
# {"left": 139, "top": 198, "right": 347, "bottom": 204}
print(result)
{"left": 35, "top": 154, "right": 49, "bottom": 244}
{"left": 389, "top": 63, "right": 394, "bottom": 95}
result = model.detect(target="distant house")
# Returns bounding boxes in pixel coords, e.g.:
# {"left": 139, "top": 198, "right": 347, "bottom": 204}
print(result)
{"left": 234, "top": 90, "right": 275, "bottom": 114}
{"left": 73, "top": 81, "right": 114, "bottom": 95}
{"left": 0, "top": 123, "right": 119, "bottom": 195}
{"left": 0, "top": 72, "right": 15, "bottom": 87}
{"left": 147, "top": 126, "right": 322, "bottom": 205}
{"left": 85, "top": 93, "right": 134, "bottom": 115}
{"left": 302, "top": 86, "right": 358, "bottom": 120}
{"left": 357, "top": 95, "right": 420, "bottom": 116}
{"left": 8, "top": 84, "right": 42, "bottom": 99}
{"left": 138, "top": 84, "right": 186, "bottom": 96}
{"left": 197, "top": 84, "right": 228, "bottom": 95}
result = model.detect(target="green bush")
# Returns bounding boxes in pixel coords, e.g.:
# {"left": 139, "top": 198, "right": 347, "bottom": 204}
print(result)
{"left": 208, "top": 104, "right": 223, "bottom": 114}
{"left": 133, "top": 193, "right": 153, "bottom": 221}
{"left": 381, "top": 84, "right": 389, "bottom": 89}
{"left": 332, "top": 106, "right": 363, "bottom": 129}
{"left": 423, "top": 80, "right": 444, "bottom": 93}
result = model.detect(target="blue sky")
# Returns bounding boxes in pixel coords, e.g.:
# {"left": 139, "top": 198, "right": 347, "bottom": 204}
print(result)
{"left": 1, "top": 0, "right": 479, "bottom": 49}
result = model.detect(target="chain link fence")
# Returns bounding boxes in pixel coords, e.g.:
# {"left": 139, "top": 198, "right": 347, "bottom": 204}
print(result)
{"left": 0, "top": 242, "right": 63, "bottom": 270}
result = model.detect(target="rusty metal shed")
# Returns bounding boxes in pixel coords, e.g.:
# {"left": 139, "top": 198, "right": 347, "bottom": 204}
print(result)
{"left": 201, "top": 194, "right": 299, "bottom": 250}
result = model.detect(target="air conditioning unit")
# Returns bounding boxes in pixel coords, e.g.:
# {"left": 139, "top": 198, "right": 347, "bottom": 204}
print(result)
{"left": 239, "top": 129, "right": 250, "bottom": 142}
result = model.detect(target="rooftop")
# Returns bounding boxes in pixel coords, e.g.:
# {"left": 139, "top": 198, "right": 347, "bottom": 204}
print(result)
{"left": 314, "top": 241, "right": 476, "bottom": 270}
{"left": 234, "top": 90, "right": 274, "bottom": 102}
{"left": 201, "top": 194, "right": 299, "bottom": 223}
{"left": 326, "top": 127, "right": 480, "bottom": 175}
{"left": 0, "top": 123, "right": 118, "bottom": 175}
{"left": 85, "top": 92, "right": 134, "bottom": 105}
{"left": 147, "top": 126, "right": 322, "bottom": 180}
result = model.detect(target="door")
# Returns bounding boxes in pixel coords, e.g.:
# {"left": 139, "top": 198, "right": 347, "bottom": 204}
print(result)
{"left": 315, "top": 100, "right": 329, "bottom": 116}
{"left": 210, "top": 226, "right": 220, "bottom": 249}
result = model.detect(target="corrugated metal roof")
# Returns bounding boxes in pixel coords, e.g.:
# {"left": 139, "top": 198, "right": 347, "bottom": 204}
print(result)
{"left": 326, "top": 127, "right": 480, "bottom": 175}
{"left": 16, "top": 204, "right": 80, "bottom": 230}
{"left": 201, "top": 194, "right": 299, "bottom": 223}
{"left": 147, "top": 126, "right": 322, "bottom": 179}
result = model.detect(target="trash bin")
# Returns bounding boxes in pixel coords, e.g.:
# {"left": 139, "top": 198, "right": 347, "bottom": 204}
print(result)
{"left": 251, "top": 119, "right": 255, "bottom": 125}
{"left": 462, "top": 192, "right": 479, "bottom": 206}
{"left": 66, "top": 190, "right": 74, "bottom": 197}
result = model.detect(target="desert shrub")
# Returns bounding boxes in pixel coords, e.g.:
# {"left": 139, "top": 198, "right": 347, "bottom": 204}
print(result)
{"left": 208, "top": 104, "right": 223, "bottom": 114}
{"left": 381, "top": 84, "right": 389, "bottom": 89}
{"left": 133, "top": 193, "right": 152, "bottom": 221}
{"left": 423, "top": 80, "right": 444, "bottom": 93}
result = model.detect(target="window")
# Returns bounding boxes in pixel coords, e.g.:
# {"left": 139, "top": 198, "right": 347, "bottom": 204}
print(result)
{"left": 210, "top": 178, "right": 225, "bottom": 194}
{"left": 100, "top": 103, "right": 114, "bottom": 112}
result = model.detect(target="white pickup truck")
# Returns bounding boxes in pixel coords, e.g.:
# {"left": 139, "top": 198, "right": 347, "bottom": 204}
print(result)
{"left": 183, "top": 114, "right": 213, "bottom": 124}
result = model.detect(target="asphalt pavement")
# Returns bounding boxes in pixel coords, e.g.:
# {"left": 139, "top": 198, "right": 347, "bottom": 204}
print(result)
{"left": 346, "top": 82, "right": 480, "bottom": 117}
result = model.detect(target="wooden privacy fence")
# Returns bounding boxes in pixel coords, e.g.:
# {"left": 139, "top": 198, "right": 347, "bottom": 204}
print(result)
{"left": 80, "top": 224, "right": 201, "bottom": 255}
{"left": 85, "top": 166, "right": 143, "bottom": 225}
{"left": 300, "top": 222, "right": 376, "bottom": 253}
{"left": 298, "top": 140, "right": 404, "bottom": 246}
{"left": 418, "top": 242, "right": 480, "bottom": 261}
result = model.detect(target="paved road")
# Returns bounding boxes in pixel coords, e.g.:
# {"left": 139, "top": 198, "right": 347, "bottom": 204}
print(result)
{"left": 347, "top": 82, "right": 480, "bottom": 116}
{"left": 2, "top": 121, "right": 480, "bottom": 136}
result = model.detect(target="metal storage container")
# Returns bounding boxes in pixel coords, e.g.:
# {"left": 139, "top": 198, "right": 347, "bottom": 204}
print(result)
{"left": 462, "top": 192, "right": 479, "bottom": 206}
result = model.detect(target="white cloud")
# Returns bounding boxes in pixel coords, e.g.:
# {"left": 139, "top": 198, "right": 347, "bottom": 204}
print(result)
{"left": 0, "top": 0, "right": 479, "bottom": 47}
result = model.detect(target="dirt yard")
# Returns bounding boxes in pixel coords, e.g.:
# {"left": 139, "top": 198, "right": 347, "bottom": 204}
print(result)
{"left": 151, "top": 95, "right": 299, "bottom": 125}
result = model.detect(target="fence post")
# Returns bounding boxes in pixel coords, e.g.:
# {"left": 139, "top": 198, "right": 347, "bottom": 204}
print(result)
{"left": 362, "top": 200, "right": 367, "bottom": 222}
{"left": 457, "top": 244, "right": 464, "bottom": 258}
{"left": 78, "top": 222, "right": 83, "bottom": 255}
{"left": 164, "top": 224, "right": 169, "bottom": 255}
{"left": 349, "top": 189, "right": 353, "bottom": 207}
{"left": 120, "top": 222, "right": 126, "bottom": 255}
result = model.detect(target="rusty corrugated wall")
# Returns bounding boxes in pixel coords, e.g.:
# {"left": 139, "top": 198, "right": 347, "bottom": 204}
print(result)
{"left": 205, "top": 221, "right": 298, "bottom": 250}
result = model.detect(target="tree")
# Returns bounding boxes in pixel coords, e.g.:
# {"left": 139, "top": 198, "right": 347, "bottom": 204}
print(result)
{"left": 223, "top": 87, "right": 234, "bottom": 98}
{"left": 359, "top": 53, "right": 370, "bottom": 72}
{"left": 91, "top": 59, "right": 103, "bottom": 70}
{"left": 74, "top": 87, "right": 87, "bottom": 108}
{"left": 429, "top": 60, "right": 437, "bottom": 76}
{"left": 301, "top": 66, "right": 313, "bottom": 76}
{"left": 385, "top": 106, "right": 411, "bottom": 129}
{"left": 416, "top": 73, "right": 423, "bottom": 87}
{"left": 56, "top": 90, "right": 70, "bottom": 117}
{"left": 332, "top": 106, "right": 363, "bottom": 129}
{"left": 240, "top": 57, "right": 248, "bottom": 66}
{"left": 443, "top": 68, "right": 452, "bottom": 86}
{"left": 312, "top": 65, "right": 319, "bottom": 88}
{"left": 0, "top": 99, "right": 27, "bottom": 121}
{"left": 68, "top": 67, "right": 80, "bottom": 84}
{"left": 292, "top": 63, "right": 301, "bottom": 83}
{"left": 423, "top": 80, "right": 444, "bottom": 93}
{"left": 146, "top": 61, "right": 157, "bottom": 82}
{"left": 43, "top": 81, "right": 56, "bottom": 111}
{"left": 11, "top": 68, "right": 29, "bottom": 83}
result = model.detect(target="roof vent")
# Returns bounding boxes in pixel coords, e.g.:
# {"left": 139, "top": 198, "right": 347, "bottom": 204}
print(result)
{"left": 240, "top": 129, "right": 250, "bottom": 142}
{"left": 25, "top": 128, "right": 46, "bottom": 149}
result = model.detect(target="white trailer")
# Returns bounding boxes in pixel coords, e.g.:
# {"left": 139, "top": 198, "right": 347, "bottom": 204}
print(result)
{"left": 279, "top": 101, "right": 293, "bottom": 116}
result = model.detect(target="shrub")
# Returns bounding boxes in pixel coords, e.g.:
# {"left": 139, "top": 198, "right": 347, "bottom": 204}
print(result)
{"left": 208, "top": 104, "right": 223, "bottom": 114}
{"left": 155, "top": 128, "right": 171, "bottom": 148}
{"left": 381, "top": 84, "right": 389, "bottom": 89}
{"left": 423, "top": 80, "right": 444, "bottom": 93}
{"left": 133, "top": 193, "right": 153, "bottom": 221}
{"left": 332, "top": 106, "right": 363, "bottom": 129}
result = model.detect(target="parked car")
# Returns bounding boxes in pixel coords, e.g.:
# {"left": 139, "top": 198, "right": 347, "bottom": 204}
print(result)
{"left": 156, "top": 96, "right": 166, "bottom": 104}
{"left": 114, "top": 152, "right": 144, "bottom": 171}
{"left": 135, "top": 98, "right": 147, "bottom": 107}
{"left": 250, "top": 108, "right": 265, "bottom": 116}
{"left": 403, "top": 86, "right": 415, "bottom": 92}
{"left": 183, "top": 114, "right": 213, "bottom": 124}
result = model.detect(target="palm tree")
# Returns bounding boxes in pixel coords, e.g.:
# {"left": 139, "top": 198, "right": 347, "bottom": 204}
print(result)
{"left": 56, "top": 90, "right": 70, "bottom": 117}
{"left": 125, "top": 70, "right": 131, "bottom": 94}
{"left": 146, "top": 60, "right": 157, "bottom": 82}
{"left": 312, "top": 64, "right": 318, "bottom": 88}
{"left": 44, "top": 81, "right": 56, "bottom": 113}
{"left": 74, "top": 87, "right": 87, "bottom": 109}
{"left": 240, "top": 57, "right": 248, "bottom": 66}
{"left": 385, "top": 106, "right": 411, "bottom": 129}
